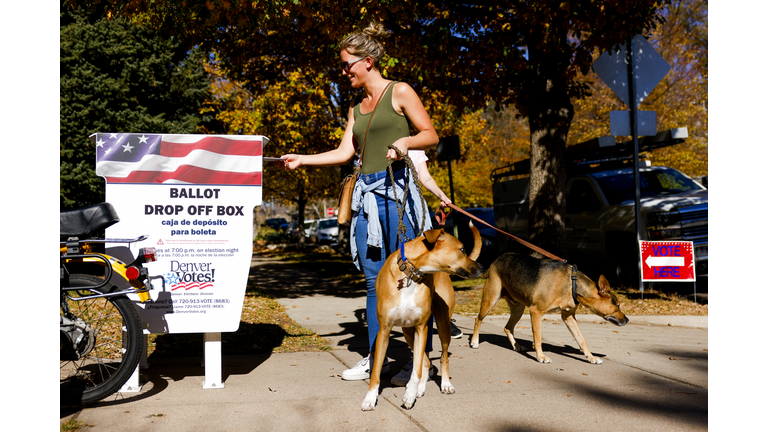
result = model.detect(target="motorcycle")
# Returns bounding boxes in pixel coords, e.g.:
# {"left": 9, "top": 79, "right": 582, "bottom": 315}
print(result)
{"left": 60, "top": 203, "right": 157, "bottom": 406}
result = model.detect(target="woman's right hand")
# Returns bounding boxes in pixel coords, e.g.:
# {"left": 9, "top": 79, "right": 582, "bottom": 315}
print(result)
{"left": 437, "top": 191, "right": 452, "bottom": 209}
{"left": 281, "top": 154, "right": 302, "bottom": 170}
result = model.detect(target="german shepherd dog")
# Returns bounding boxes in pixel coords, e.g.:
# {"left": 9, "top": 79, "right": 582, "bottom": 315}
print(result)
{"left": 470, "top": 252, "right": 628, "bottom": 364}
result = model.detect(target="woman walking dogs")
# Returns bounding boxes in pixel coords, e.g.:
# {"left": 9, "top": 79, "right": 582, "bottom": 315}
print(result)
{"left": 281, "top": 22, "right": 440, "bottom": 381}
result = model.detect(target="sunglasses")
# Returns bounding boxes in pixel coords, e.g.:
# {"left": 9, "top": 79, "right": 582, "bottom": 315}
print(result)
{"left": 341, "top": 57, "right": 366, "bottom": 71}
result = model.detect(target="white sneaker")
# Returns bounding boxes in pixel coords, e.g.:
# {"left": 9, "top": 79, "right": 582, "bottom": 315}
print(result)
{"left": 390, "top": 360, "right": 436, "bottom": 386}
{"left": 341, "top": 353, "right": 389, "bottom": 381}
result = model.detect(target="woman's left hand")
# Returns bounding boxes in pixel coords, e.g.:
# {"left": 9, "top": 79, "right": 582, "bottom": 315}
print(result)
{"left": 386, "top": 137, "right": 410, "bottom": 161}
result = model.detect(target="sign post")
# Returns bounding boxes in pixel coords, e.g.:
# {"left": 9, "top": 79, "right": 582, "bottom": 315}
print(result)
{"left": 92, "top": 132, "right": 268, "bottom": 390}
{"left": 437, "top": 135, "right": 460, "bottom": 237}
{"left": 593, "top": 35, "right": 671, "bottom": 294}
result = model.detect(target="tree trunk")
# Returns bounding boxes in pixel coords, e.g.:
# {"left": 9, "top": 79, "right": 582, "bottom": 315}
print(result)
{"left": 526, "top": 53, "right": 574, "bottom": 260}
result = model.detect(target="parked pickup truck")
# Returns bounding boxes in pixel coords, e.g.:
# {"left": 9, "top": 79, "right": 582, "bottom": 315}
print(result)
{"left": 491, "top": 128, "right": 708, "bottom": 286}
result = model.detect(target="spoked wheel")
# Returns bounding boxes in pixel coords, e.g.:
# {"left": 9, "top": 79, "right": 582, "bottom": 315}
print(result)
{"left": 60, "top": 274, "right": 142, "bottom": 406}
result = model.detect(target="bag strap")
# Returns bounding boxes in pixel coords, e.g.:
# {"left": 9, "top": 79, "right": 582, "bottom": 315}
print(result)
{"left": 357, "top": 81, "right": 394, "bottom": 165}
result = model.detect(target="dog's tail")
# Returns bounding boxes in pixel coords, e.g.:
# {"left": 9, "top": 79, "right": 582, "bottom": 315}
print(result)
{"left": 468, "top": 221, "right": 482, "bottom": 261}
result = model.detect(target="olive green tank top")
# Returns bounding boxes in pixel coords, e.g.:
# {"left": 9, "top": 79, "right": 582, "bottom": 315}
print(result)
{"left": 353, "top": 81, "right": 410, "bottom": 174}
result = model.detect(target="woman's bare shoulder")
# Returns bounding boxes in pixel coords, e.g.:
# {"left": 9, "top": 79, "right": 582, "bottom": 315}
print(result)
{"left": 392, "top": 81, "right": 415, "bottom": 95}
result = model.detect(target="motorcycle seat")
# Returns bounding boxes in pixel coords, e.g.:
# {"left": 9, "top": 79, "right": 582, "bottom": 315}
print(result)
{"left": 60, "top": 203, "right": 120, "bottom": 238}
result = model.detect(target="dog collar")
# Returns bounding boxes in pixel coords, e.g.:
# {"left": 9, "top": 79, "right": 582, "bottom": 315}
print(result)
{"left": 398, "top": 241, "right": 425, "bottom": 284}
{"left": 571, "top": 265, "right": 579, "bottom": 306}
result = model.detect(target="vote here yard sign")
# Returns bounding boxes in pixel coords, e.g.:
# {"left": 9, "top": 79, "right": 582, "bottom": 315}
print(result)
{"left": 92, "top": 132, "right": 267, "bottom": 334}
{"left": 640, "top": 241, "right": 696, "bottom": 282}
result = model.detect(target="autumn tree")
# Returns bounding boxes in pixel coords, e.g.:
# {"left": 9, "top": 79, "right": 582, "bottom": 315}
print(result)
{"left": 417, "top": 96, "right": 530, "bottom": 210}
{"left": 60, "top": 2, "right": 214, "bottom": 209}
{"left": 204, "top": 58, "right": 343, "bottom": 238}
{"left": 82, "top": 0, "right": 669, "bottom": 257}
{"left": 379, "top": 1, "right": 670, "bottom": 257}
{"left": 569, "top": 0, "right": 708, "bottom": 178}
{"left": 642, "top": 0, "right": 707, "bottom": 177}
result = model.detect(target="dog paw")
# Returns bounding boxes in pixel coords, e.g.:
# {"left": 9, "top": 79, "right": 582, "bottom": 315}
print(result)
{"left": 537, "top": 356, "right": 551, "bottom": 364}
{"left": 511, "top": 343, "right": 524, "bottom": 352}
{"left": 469, "top": 340, "right": 479, "bottom": 349}
{"left": 441, "top": 381, "right": 455, "bottom": 394}
{"left": 403, "top": 385, "right": 418, "bottom": 409}
{"left": 589, "top": 357, "right": 603, "bottom": 365}
{"left": 402, "top": 394, "right": 416, "bottom": 409}
{"left": 361, "top": 390, "right": 378, "bottom": 411}
{"left": 361, "top": 396, "right": 377, "bottom": 411}
{"left": 417, "top": 381, "right": 427, "bottom": 398}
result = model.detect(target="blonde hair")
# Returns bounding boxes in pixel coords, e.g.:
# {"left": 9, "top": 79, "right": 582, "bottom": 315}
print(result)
{"left": 339, "top": 22, "right": 386, "bottom": 68}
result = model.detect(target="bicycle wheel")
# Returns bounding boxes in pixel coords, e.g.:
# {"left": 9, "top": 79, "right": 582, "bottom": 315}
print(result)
{"left": 60, "top": 274, "right": 143, "bottom": 406}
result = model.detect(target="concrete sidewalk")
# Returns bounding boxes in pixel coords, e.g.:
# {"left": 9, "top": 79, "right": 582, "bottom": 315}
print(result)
{"left": 61, "top": 255, "right": 708, "bottom": 431}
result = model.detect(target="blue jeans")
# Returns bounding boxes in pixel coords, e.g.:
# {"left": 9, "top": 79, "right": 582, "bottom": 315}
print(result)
{"left": 355, "top": 165, "right": 433, "bottom": 354}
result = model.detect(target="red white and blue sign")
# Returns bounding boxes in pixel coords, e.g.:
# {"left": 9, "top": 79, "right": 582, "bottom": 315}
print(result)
{"left": 92, "top": 133, "right": 268, "bottom": 334}
{"left": 94, "top": 133, "right": 264, "bottom": 185}
{"left": 640, "top": 241, "right": 696, "bottom": 282}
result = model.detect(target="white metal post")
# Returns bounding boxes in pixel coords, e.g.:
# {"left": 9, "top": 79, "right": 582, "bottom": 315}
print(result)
{"left": 118, "top": 327, "right": 147, "bottom": 393}
{"left": 202, "top": 332, "right": 224, "bottom": 389}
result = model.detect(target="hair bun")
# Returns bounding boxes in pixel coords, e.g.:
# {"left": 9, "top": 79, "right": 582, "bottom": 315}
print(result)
{"left": 362, "top": 22, "right": 386, "bottom": 39}
{"left": 339, "top": 21, "right": 387, "bottom": 67}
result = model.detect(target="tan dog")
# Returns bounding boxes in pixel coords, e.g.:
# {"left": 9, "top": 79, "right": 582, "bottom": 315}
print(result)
{"left": 470, "top": 252, "right": 628, "bottom": 364}
{"left": 361, "top": 223, "right": 483, "bottom": 411}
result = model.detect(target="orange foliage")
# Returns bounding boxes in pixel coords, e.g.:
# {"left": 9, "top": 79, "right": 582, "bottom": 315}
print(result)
{"left": 419, "top": 94, "right": 530, "bottom": 210}
{"left": 569, "top": 0, "right": 707, "bottom": 178}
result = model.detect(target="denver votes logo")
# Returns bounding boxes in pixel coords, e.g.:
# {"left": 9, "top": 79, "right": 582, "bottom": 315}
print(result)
{"left": 166, "top": 260, "right": 216, "bottom": 291}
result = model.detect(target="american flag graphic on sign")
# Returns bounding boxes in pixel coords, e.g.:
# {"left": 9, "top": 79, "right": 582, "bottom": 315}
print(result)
{"left": 92, "top": 133, "right": 267, "bottom": 185}
{"left": 165, "top": 271, "right": 214, "bottom": 291}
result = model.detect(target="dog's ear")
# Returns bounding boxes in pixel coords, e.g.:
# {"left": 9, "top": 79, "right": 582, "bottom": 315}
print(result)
{"left": 424, "top": 229, "right": 443, "bottom": 246}
{"left": 598, "top": 275, "right": 611, "bottom": 296}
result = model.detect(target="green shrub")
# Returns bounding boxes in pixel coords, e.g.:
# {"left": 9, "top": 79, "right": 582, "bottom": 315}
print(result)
{"left": 255, "top": 226, "right": 289, "bottom": 243}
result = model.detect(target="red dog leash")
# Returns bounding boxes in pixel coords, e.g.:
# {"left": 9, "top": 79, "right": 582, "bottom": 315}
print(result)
{"left": 436, "top": 203, "right": 566, "bottom": 262}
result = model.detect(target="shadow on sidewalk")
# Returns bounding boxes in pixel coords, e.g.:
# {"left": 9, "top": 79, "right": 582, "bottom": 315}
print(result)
{"left": 250, "top": 255, "right": 366, "bottom": 299}
{"left": 60, "top": 353, "right": 273, "bottom": 420}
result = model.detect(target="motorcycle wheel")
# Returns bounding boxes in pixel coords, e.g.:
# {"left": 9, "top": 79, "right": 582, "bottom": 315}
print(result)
{"left": 60, "top": 274, "right": 142, "bottom": 406}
